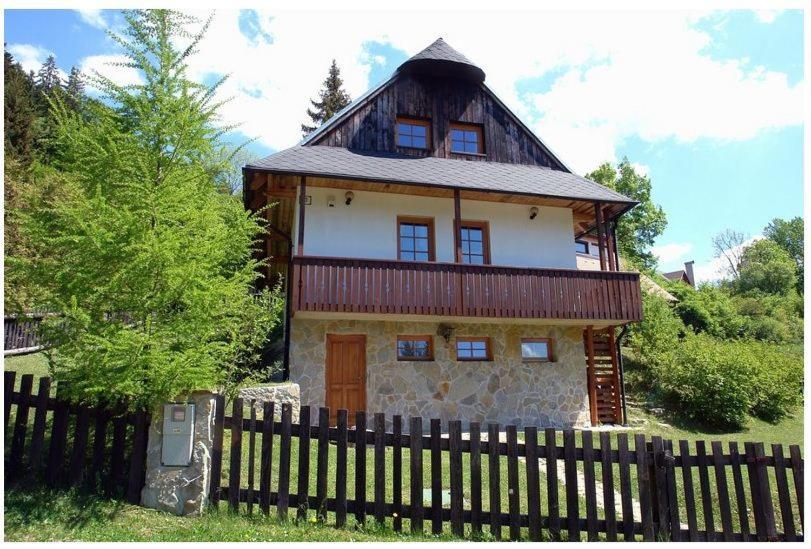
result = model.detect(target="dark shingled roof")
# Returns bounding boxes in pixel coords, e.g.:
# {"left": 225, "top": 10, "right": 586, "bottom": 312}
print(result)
{"left": 397, "top": 37, "right": 485, "bottom": 83}
{"left": 247, "top": 146, "right": 636, "bottom": 205}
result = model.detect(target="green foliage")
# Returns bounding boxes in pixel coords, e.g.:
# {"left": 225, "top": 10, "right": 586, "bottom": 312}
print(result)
{"left": 627, "top": 292, "right": 684, "bottom": 369}
{"left": 746, "top": 342, "right": 803, "bottom": 423}
{"left": 764, "top": 216, "right": 803, "bottom": 293}
{"left": 585, "top": 158, "right": 667, "bottom": 270}
{"left": 737, "top": 239, "right": 796, "bottom": 295}
{"left": 667, "top": 282, "right": 745, "bottom": 339}
{"left": 9, "top": 10, "right": 280, "bottom": 410}
{"left": 301, "top": 59, "right": 351, "bottom": 136}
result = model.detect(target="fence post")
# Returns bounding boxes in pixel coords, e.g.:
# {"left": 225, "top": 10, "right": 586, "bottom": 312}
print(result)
{"left": 126, "top": 410, "right": 148, "bottom": 504}
{"left": 228, "top": 398, "right": 244, "bottom": 513}
{"left": 9, "top": 374, "right": 34, "bottom": 478}
{"left": 650, "top": 436, "right": 670, "bottom": 540}
{"left": 4, "top": 371, "right": 16, "bottom": 434}
{"left": 746, "top": 441, "right": 778, "bottom": 541}
{"left": 209, "top": 394, "right": 225, "bottom": 507}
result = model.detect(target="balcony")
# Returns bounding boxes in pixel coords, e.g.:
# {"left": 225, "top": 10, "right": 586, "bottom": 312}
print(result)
{"left": 291, "top": 256, "right": 643, "bottom": 323}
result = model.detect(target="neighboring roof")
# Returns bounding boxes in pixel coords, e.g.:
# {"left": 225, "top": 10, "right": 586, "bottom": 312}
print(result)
{"left": 396, "top": 37, "right": 485, "bottom": 83}
{"left": 641, "top": 273, "right": 678, "bottom": 302}
{"left": 247, "top": 145, "right": 637, "bottom": 205}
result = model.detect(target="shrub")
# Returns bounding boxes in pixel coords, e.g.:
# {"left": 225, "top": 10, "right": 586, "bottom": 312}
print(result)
{"left": 628, "top": 292, "right": 684, "bottom": 368}
{"left": 654, "top": 334, "right": 755, "bottom": 429}
{"left": 746, "top": 342, "right": 803, "bottom": 422}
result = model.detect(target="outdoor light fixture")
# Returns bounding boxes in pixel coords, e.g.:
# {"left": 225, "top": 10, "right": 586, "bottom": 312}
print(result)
{"left": 327, "top": 196, "right": 336, "bottom": 207}
{"left": 345, "top": 191, "right": 355, "bottom": 205}
{"left": 529, "top": 206, "right": 539, "bottom": 220}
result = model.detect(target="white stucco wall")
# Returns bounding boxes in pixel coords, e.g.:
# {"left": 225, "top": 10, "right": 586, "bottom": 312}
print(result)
{"left": 293, "top": 186, "right": 577, "bottom": 269}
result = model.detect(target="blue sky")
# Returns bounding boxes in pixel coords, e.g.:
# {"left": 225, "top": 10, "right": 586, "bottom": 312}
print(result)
{"left": 4, "top": 9, "right": 803, "bottom": 281}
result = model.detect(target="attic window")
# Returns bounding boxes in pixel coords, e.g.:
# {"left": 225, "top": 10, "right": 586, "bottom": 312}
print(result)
{"left": 396, "top": 117, "right": 430, "bottom": 149}
{"left": 450, "top": 123, "right": 483, "bottom": 154}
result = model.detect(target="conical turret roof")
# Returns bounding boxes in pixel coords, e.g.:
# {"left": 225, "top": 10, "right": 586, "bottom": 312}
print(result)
{"left": 396, "top": 37, "right": 485, "bottom": 83}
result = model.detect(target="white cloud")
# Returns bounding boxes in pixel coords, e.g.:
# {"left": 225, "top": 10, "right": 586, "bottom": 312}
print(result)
{"left": 754, "top": 10, "right": 781, "bottom": 23}
{"left": 691, "top": 235, "right": 763, "bottom": 284}
{"left": 80, "top": 55, "right": 143, "bottom": 90}
{"left": 7, "top": 43, "right": 54, "bottom": 75}
{"left": 71, "top": 10, "right": 802, "bottom": 173}
{"left": 631, "top": 162, "right": 650, "bottom": 177}
{"left": 77, "top": 9, "right": 107, "bottom": 29}
{"left": 652, "top": 242, "right": 693, "bottom": 266}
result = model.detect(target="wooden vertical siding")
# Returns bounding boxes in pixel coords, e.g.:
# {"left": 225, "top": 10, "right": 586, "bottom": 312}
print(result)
{"left": 292, "top": 256, "right": 643, "bottom": 322}
{"left": 311, "top": 74, "right": 565, "bottom": 169}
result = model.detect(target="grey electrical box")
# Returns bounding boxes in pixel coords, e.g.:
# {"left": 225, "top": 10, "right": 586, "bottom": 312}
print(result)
{"left": 161, "top": 403, "right": 195, "bottom": 467}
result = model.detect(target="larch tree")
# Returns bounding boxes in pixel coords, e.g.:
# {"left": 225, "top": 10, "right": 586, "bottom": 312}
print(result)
{"left": 301, "top": 59, "right": 351, "bottom": 136}
{"left": 10, "top": 10, "right": 281, "bottom": 410}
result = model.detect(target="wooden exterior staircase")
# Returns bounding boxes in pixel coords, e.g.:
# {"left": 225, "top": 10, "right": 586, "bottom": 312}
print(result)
{"left": 584, "top": 326, "right": 623, "bottom": 425}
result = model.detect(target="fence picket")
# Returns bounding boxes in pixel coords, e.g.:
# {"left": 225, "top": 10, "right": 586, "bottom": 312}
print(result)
{"left": 678, "top": 440, "right": 699, "bottom": 541}
{"left": 228, "top": 398, "right": 243, "bottom": 512}
{"left": 392, "top": 414, "right": 403, "bottom": 532}
{"left": 651, "top": 436, "right": 670, "bottom": 539}
{"left": 564, "top": 429, "right": 580, "bottom": 541}
{"left": 260, "top": 402, "right": 275, "bottom": 516}
{"left": 728, "top": 442, "right": 751, "bottom": 539}
{"left": 297, "top": 406, "right": 311, "bottom": 521}
{"left": 9, "top": 374, "right": 34, "bottom": 477}
{"left": 336, "top": 409, "right": 348, "bottom": 528}
{"left": 696, "top": 441, "right": 715, "bottom": 540}
{"left": 277, "top": 402, "right": 293, "bottom": 520}
{"left": 663, "top": 440, "right": 681, "bottom": 540}
{"left": 524, "top": 426, "right": 542, "bottom": 542}
{"left": 107, "top": 415, "right": 126, "bottom": 496}
{"left": 450, "top": 420, "right": 464, "bottom": 538}
{"left": 126, "top": 410, "right": 148, "bottom": 504}
{"left": 430, "top": 418, "right": 442, "bottom": 535}
{"left": 582, "top": 430, "right": 598, "bottom": 541}
{"left": 247, "top": 402, "right": 257, "bottom": 515}
{"left": 771, "top": 444, "right": 796, "bottom": 541}
{"left": 4, "top": 371, "right": 15, "bottom": 434}
{"left": 46, "top": 383, "right": 70, "bottom": 488}
{"left": 374, "top": 412, "right": 386, "bottom": 524}
{"left": 469, "top": 421, "right": 483, "bottom": 537}
{"left": 488, "top": 423, "right": 502, "bottom": 540}
{"left": 789, "top": 444, "right": 804, "bottom": 532}
{"left": 68, "top": 405, "right": 91, "bottom": 486}
{"left": 754, "top": 442, "right": 778, "bottom": 540}
{"left": 409, "top": 416, "right": 424, "bottom": 534}
{"left": 28, "top": 376, "right": 51, "bottom": 475}
{"left": 354, "top": 410, "right": 367, "bottom": 525}
{"left": 545, "top": 427, "right": 561, "bottom": 540}
{"left": 711, "top": 440, "right": 734, "bottom": 541}
{"left": 315, "top": 406, "right": 328, "bottom": 522}
{"left": 600, "top": 432, "right": 618, "bottom": 541}
{"left": 506, "top": 424, "right": 520, "bottom": 540}
{"left": 88, "top": 407, "right": 108, "bottom": 488}
{"left": 635, "top": 433, "right": 654, "bottom": 541}
{"left": 209, "top": 394, "right": 225, "bottom": 506}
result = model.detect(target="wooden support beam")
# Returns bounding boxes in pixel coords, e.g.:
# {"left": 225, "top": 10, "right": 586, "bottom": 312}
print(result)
{"left": 454, "top": 189, "right": 462, "bottom": 264}
{"left": 594, "top": 203, "right": 607, "bottom": 271}
{"left": 605, "top": 212, "right": 616, "bottom": 271}
{"left": 297, "top": 176, "right": 306, "bottom": 256}
{"left": 585, "top": 325, "right": 599, "bottom": 426}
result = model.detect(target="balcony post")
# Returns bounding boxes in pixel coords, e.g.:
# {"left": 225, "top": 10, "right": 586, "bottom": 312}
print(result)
{"left": 296, "top": 176, "right": 306, "bottom": 256}
{"left": 605, "top": 209, "right": 617, "bottom": 271}
{"left": 594, "top": 202, "right": 607, "bottom": 271}
{"left": 453, "top": 189, "right": 462, "bottom": 263}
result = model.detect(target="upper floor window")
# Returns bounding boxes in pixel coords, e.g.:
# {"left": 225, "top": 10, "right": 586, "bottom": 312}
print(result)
{"left": 575, "top": 239, "right": 589, "bottom": 255}
{"left": 396, "top": 117, "right": 430, "bottom": 149}
{"left": 398, "top": 216, "right": 435, "bottom": 261}
{"left": 450, "top": 123, "right": 483, "bottom": 154}
{"left": 460, "top": 221, "right": 490, "bottom": 265}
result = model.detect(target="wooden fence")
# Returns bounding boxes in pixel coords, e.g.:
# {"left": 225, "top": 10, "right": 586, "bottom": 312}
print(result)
{"left": 4, "top": 313, "right": 49, "bottom": 354}
{"left": 4, "top": 371, "right": 149, "bottom": 502}
{"left": 212, "top": 397, "right": 804, "bottom": 542}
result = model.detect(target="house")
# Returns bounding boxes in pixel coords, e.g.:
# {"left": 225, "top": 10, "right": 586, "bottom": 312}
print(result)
{"left": 243, "top": 38, "right": 643, "bottom": 429}
{"left": 663, "top": 260, "right": 696, "bottom": 288}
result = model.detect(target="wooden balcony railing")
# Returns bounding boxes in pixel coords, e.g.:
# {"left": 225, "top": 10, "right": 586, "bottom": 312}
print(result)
{"left": 291, "top": 256, "right": 643, "bottom": 322}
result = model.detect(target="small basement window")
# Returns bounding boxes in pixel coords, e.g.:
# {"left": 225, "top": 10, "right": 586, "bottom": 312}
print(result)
{"left": 521, "top": 338, "right": 554, "bottom": 362}
{"left": 450, "top": 123, "right": 483, "bottom": 154}
{"left": 397, "top": 335, "right": 434, "bottom": 361}
{"left": 456, "top": 337, "right": 492, "bottom": 361}
{"left": 575, "top": 240, "right": 589, "bottom": 254}
{"left": 396, "top": 117, "right": 430, "bottom": 149}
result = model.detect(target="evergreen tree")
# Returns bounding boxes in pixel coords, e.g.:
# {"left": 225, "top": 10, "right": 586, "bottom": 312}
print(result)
{"left": 11, "top": 10, "right": 281, "bottom": 410}
{"left": 65, "top": 66, "right": 85, "bottom": 107}
{"left": 4, "top": 50, "right": 37, "bottom": 161}
{"left": 301, "top": 59, "right": 351, "bottom": 136}
{"left": 36, "top": 55, "right": 62, "bottom": 91}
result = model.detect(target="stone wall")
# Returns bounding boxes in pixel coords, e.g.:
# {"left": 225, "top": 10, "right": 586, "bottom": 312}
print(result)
{"left": 238, "top": 383, "right": 301, "bottom": 422}
{"left": 290, "top": 318, "right": 591, "bottom": 430}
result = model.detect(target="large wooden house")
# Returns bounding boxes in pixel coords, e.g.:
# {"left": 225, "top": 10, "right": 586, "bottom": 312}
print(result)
{"left": 243, "top": 39, "right": 643, "bottom": 428}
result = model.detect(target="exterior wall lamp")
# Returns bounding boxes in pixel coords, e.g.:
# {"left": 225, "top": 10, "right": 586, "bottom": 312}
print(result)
{"left": 345, "top": 191, "right": 355, "bottom": 205}
{"left": 529, "top": 206, "right": 539, "bottom": 220}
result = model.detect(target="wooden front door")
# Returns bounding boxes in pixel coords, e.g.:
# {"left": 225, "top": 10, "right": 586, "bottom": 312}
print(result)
{"left": 325, "top": 334, "right": 366, "bottom": 425}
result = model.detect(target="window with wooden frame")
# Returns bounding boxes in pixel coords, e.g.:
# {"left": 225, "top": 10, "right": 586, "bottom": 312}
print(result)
{"left": 396, "top": 117, "right": 430, "bottom": 149}
{"left": 397, "top": 335, "right": 434, "bottom": 361}
{"left": 449, "top": 122, "right": 484, "bottom": 154}
{"left": 521, "top": 338, "right": 554, "bottom": 363}
{"left": 460, "top": 221, "right": 490, "bottom": 265}
{"left": 397, "top": 216, "right": 435, "bottom": 261}
{"left": 456, "top": 336, "right": 492, "bottom": 361}
{"left": 575, "top": 239, "right": 589, "bottom": 255}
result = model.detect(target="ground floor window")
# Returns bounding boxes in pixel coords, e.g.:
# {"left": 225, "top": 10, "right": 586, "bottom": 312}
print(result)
{"left": 456, "top": 336, "right": 492, "bottom": 361}
{"left": 397, "top": 335, "right": 434, "bottom": 360}
{"left": 521, "top": 337, "right": 554, "bottom": 362}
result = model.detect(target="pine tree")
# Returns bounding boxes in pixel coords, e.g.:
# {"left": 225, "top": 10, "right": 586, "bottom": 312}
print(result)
{"left": 4, "top": 50, "right": 37, "bottom": 161}
{"left": 301, "top": 59, "right": 351, "bottom": 136}
{"left": 65, "top": 66, "right": 85, "bottom": 107}
{"left": 11, "top": 10, "right": 282, "bottom": 410}
{"left": 36, "top": 55, "right": 62, "bottom": 91}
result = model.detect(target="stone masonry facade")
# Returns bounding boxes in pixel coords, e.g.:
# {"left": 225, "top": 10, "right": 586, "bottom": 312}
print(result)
{"left": 290, "top": 318, "right": 591, "bottom": 430}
